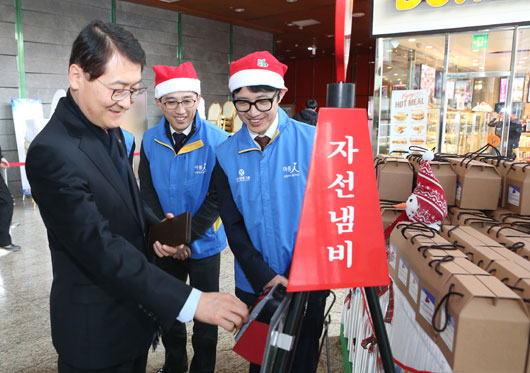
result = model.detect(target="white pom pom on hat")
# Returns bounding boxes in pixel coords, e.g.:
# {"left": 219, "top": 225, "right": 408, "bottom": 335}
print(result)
{"left": 422, "top": 149, "right": 434, "bottom": 162}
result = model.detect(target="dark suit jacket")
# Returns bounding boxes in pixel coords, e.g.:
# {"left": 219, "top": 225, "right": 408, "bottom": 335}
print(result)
{"left": 26, "top": 92, "right": 192, "bottom": 369}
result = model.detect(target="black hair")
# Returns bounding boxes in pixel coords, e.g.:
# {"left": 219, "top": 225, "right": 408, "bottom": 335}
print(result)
{"left": 69, "top": 20, "right": 146, "bottom": 81}
{"left": 305, "top": 99, "right": 318, "bottom": 109}
{"left": 232, "top": 85, "right": 279, "bottom": 95}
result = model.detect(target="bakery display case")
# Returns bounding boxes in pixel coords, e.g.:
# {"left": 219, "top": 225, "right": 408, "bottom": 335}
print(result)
{"left": 443, "top": 110, "right": 494, "bottom": 154}
{"left": 517, "top": 132, "right": 530, "bottom": 159}
{"left": 426, "top": 107, "right": 440, "bottom": 150}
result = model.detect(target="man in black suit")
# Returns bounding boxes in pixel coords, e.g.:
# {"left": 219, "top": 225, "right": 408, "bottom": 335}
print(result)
{"left": 26, "top": 20, "right": 247, "bottom": 373}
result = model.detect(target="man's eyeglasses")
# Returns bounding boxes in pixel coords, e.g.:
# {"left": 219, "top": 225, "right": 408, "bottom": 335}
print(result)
{"left": 96, "top": 79, "right": 147, "bottom": 101}
{"left": 233, "top": 92, "right": 279, "bottom": 113}
{"left": 161, "top": 98, "right": 197, "bottom": 110}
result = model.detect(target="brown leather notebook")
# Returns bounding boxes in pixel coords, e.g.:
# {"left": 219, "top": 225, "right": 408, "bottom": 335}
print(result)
{"left": 148, "top": 212, "right": 192, "bottom": 249}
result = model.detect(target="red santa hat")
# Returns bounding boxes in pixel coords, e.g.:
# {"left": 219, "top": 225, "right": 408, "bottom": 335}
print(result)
{"left": 407, "top": 152, "right": 448, "bottom": 225}
{"left": 153, "top": 62, "right": 201, "bottom": 99}
{"left": 229, "top": 51, "right": 287, "bottom": 92}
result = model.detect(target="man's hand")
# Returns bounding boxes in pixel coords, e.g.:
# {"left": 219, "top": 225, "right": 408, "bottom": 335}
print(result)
{"left": 152, "top": 213, "right": 192, "bottom": 259}
{"left": 0, "top": 158, "right": 9, "bottom": 168}
{"left": 153, "top": 242, "right": 191, "bottom": 259}
{"left": 194, "top": 292, "right": 249, "bottom": 332}
{"left": 263, "top": 274, "right": 288, "bottom": 291}
{"left": 172, "top": 244, "right": 191, "bottom": 260}
{"left": 163, "top": 212, "right": 174, "bottom": 221}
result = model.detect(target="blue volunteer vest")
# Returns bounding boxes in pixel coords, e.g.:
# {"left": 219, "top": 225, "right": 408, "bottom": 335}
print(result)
{"left": 121, "top": 128, "right": 135, "bottom": 158}
{"left": 142, "top": 114, "right": 229, "bottom": 259}
{"left": 216, "top": 108, "right": 315, "bottom": 293}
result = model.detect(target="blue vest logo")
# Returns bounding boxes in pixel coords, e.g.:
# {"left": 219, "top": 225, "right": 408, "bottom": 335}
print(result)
{"left": 236, "top": 168, "right": 250, "bottom": 183}
{"left": 282, "top": 161, "right": 301, "bottom": 178}
{"left": 194, "top": 162, "right": 207, "bottom": 174}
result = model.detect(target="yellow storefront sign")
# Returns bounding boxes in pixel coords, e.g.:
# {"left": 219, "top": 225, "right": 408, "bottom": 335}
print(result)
{"left": 396, "top": 0, "right": 482, "bottom": 10}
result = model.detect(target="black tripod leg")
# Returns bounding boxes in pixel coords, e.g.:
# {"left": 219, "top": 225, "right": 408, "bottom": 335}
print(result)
{"left": 364, "top": 287, "right": 395, "bottom": 373}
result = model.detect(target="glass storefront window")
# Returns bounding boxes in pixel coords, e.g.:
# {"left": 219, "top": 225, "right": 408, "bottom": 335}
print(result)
{"left": 448, "top": 29, "right": 514, "bottom": 73}
{"left": 442, "top": 29, "right": 514, "bottom": 155}
{"left": 373, "top": 26, "right": 530, "bottom": 160}
{"left": 375, "top": 35, "right": 446, "bottom": 154}
{"left": 508, "top": 26, "right": 530, "bottom": 160}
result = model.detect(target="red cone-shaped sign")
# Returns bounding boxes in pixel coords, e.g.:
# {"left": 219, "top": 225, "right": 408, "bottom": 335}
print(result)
{"left": 287, "top": 108, "right": 389, "bottom": 292}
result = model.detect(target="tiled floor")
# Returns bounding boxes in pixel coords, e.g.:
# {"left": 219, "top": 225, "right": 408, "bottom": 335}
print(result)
{"left": 0, "top": 198, "right": 345, "bottom": 372}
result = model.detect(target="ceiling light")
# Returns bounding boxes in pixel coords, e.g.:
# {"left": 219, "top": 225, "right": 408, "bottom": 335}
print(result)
{"left": 292, "top": 19, "right": 320, "bottom": 27}
{"left": 307, "top": 46, "right": 313, "bottom": 50}
{"left": 327, "top": 34, "right": 334, "bottom": 38}
{"left": 234, "top": 8, "right": 245, "bottom": 12}
{"left": 276, "top": 40, "right": 282, "bottom": 43}
{"left": 472, "top": 63, "right": 478, "bottom": 66}
{"left": 356, "top": 43, "right": 362, "bottom": 46}
{"left": 473, "top": 49, "right": 479, "bottom": 52}
{"left": 294, "top": 44, "right": 299, "bottom": 47}
{"left": 472, "top": 59, "right": 479, "bottom": 62}
{"left": 159, "top": 0, "right": 180, "bottom": 2}
{"left": 352, "top": 12, "right": 365, "bottom": 17}
{"left": 455, "top": 56, "right": 460, "bottom": 58}
{"left": 426, "top": 45, "right": 432, "bottom": 49}
{"left": 286, "top": 0, "right": 298, "bottom": 2}
{"left": 387, "top": 66, "right": 392, "bottom": 69}
{"left": 408, "top": 38, "right": 416, "bottom": 42}
{"left": 479, "top": 66, "right": 485, "bottom": 69}
{"left": 287, "top": 23, "right": 294, "bottom": 27}
{"left": 393, "top": 73, "right": 398, "bottom": 76}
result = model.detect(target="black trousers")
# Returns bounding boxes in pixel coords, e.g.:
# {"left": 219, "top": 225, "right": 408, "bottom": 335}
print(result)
{"left": 0, "top": 173, "right": 13, "bottom": 246}
{"left": 58, "top": 354, "right": 148, "bottom": 373}
{"left": 235, "top": 288, "right": 329, "bottom": 373}
{"left": 156, "top": 253, "right": 221, "bottom": 373}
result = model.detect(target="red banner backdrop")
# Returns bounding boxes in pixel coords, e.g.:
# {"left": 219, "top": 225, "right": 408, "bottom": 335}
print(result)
{"left": 287, "top": 108, "right": 389, "bottom": 292}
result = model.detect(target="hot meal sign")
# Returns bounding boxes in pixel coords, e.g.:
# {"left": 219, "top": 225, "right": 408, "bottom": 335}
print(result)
{"left": 389, "top": 89, "right": 428, "bottom": 153}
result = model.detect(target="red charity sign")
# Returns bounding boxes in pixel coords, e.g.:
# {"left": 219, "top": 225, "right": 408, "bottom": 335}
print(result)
{"left": 288, "top": 108, "right": 390, "bottom": 292}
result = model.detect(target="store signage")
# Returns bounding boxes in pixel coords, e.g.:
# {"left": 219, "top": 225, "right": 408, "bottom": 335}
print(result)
{"left": 287, "top": 108, "right": 389, "bottom": 292}
{"left": 373, "top": 0, "right": 530, "bottom": 36}
{"left": 397, "top": 0, "right": 482, "bottom": 11}
{"left": 472, "top": 34, "right": 489, "bottom": 49}
{"left": 11, "top": 98, "right": 46, "bottom": 195}
{"left": 389, "top": 90, "right": 428, "bottom": 153}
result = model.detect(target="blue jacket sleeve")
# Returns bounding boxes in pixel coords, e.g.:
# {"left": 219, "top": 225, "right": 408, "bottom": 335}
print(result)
{"left": 213, "top": 160, "right": 277, "bottom": 292}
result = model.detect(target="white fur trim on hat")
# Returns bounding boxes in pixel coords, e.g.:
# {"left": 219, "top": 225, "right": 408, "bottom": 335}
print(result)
{"left": 229, "top": 69, "right": 286, "bottom": 92}
{"left": 155, "top": 77, "right": 201, "bottom": 99}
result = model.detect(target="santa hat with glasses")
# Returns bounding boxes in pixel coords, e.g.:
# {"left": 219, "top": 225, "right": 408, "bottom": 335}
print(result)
{"left": 153, "top": 62, "right": 201, "bottom": 99}
{"left": 229, "top": 51, "right": 288, "bottom": 92}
